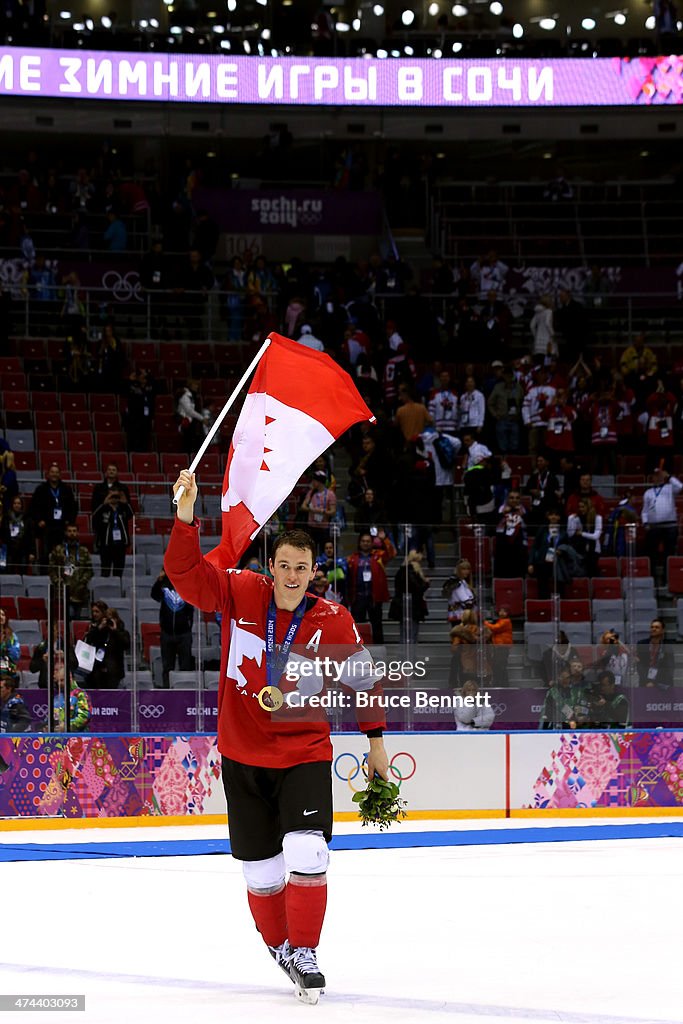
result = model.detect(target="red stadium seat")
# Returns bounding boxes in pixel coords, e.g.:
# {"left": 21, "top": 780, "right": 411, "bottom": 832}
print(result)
{"left": 92, "top": 411, "right": 123, "bottom": 434}
{"left": 493, "top": 579, "right": 524, "bottom": 618}
{"left": 197, "top": 452, "right": 221, "bottom": 475}
{"left": 59, "top": 393, "right": 88, "bottom": 412}
{"left": 72, "top": 621, "right": 90, "bottom": 644}
{"left": 140, "top": 623, "right": 162, "bottom": 662}
{"left": 667, "top": 557, "right": 683, "bottom": 595}
{"left": 525, "top": 599, "right": 554, "bottom": 622}
{"left": 563, "top": 579, "right": 590, "bottom": 600}
{"left": 4, "top": 392, "right": 30, "bottom": 412}
{"left": 17, "top": 597, "right": 47, "bottom": 620}
{"left": 0, "top": 372, "right": 28, "bottom": 390}
{"left": 559, "top": 600, "right": 591, "bottom": 622}
{"left": 13, "top": 451, "right": 37, "bottom": 471}
{"left": 459, "top": 536, "right": 492, "bottom": 572}
{"left": 98, "top": 450, "right": 129, "bottom": 471}
{"left": 90, "top": 395, "right": 118, "bottom": 413}
{"left": 161, "top": 453, "right": 187, "bottom": 476}
{"left": 63, "top": 411, "right": 92, "bottom": 432}
{"left": 597, "top": 557, "right": 619, "bottom": 577}
{"left": 0, "top": 597, "right": 18, "bottom": 618}
{"left": 162, "top": 343, "right": 184, "bottom": 362}
{"left": 128, "top": 340, "right": 158, "bottom": 362}
{"left": 136, "top": 473, "right": 165, "bottom": 494}
{"left": 620, "top": 557, "right": 651, "bottom": 578}
{"left": 131, "top": 453, "right": 160, "bottom": 475}
{"left": 36, "top": 430, "right": 65, "bottom": 452}
{"left": 525, "top": 578, "right": 539, "bottom": 600}
{"left": 155, "top": 395, "right": 175, "bottom": 416}
{"left": 71, "top": 453, "right": 99, "bottom": 475}
{"left": 35, "top": 410, "right": 65, "bottom": 431}
{"left": 40, "top": 454, "right": 69, "bottom": 475}
{"left": 70, "top": 431, "right": 95, "bottom": 452}
{"left": 33, "top": 392, "right": 59, "bottom": 410}
{"left": 592, "top": 577, "right": 622, "bottom": 600}
{"left": 95, "top": 433, "right": 126, "bottom": 455}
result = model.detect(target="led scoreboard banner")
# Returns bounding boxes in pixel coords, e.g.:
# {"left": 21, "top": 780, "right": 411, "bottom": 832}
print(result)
{"left": 0, "top": 49, "right": 681, "bottom": 105}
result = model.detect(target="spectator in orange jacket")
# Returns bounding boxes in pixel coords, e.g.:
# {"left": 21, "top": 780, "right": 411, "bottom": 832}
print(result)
{"left": 346, "top": 529, "right": 396, "bottom": 643}
{"left": 485, "top": 606, "right": 513, "bottom": 687}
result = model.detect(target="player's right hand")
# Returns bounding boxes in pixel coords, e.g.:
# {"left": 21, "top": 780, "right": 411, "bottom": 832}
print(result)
{"left": 173, "top": 470, "right": 198, "bottom": 525}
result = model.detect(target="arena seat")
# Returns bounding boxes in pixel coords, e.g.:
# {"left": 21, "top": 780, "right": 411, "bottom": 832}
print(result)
{"left": 563, "top": 579, "right": 590, "bottom": 600}
{"left": 90, "top": 395, "right": 118, "bottom": 413}
{"left": 131, "top": 453, "right": 160, "bottom": 474}
{"left": 620, "top": 556, "right": 651, "bottom": 577}
{"left": 35, "top": 410, "right": 63, "bottom": 430}
{"left": 525, "top": 599, "right": 554, "bottom": 622}
{"left": 592, "top": 577, "right": 622, "bottom": 599}
{"left": 597, "top": 557, "right": 619, "bottom": 577}
{"left": 559, "top": 599, "right": 591, "bottom": 622}
{"left": 667, "top": 557, "right": 683, "bottom": 595}
{"left": 62, "top": 411, "right": 92, "bottom": 432}
{"left": 493, "top": 578, "right": 524, "bottom": 618}
{"left": 59, "top": 393, "right": 88, "bottom": 412}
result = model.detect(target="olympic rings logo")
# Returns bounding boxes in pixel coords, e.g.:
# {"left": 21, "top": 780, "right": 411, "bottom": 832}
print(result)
{"left": 491, "top": 703, "right": 507, "bottom": 717}
{"left": 33, "top": 704, "right": 49, "bottom": 718}
{"left": 333, "top": 751, "right": 416, "bottom": 792}
{"left": 139, "top": 704, "right": 166, "bottom": 719}
{"left": 102, "top": 270, "right": 143, "bottom": 303}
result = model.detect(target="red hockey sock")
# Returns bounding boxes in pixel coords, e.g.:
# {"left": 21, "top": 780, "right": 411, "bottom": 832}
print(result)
{"left": 286, "top": 873, "right": 327, "bottom": 949}
{"left": 247, "top": 884, "right": 287, "bottom": 948}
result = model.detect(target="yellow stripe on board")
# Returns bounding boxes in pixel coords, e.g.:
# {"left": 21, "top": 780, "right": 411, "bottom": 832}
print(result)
{"left": 1, "top": 806, "right": 682, "bottom": 831}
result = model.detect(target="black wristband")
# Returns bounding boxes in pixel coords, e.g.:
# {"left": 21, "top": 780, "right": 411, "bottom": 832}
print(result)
{"left": 365, "top": 728, "right": 384, "bottom": 738}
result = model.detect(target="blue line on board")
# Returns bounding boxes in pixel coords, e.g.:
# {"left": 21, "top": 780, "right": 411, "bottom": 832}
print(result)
{"left": 1, "top": 822, "right": 682, "bottom": 862}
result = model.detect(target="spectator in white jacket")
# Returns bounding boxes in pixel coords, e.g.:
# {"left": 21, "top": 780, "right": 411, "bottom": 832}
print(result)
{"left": 454, "top": 678, "right": 496, "bottom": 730}
{"left": 177, "top": 379, "right": 208, "bottom": 456}
{"left": 530, "top": 295, "right": 557, "bottom": 360}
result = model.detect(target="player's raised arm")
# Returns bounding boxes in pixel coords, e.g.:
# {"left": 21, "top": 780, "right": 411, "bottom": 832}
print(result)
{"left": 173, "top": 470, "right": 198, "bottom": 525}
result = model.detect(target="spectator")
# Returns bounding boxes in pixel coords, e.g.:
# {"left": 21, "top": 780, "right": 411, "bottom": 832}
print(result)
{"left": 458, "top": 376, "right": 486, "bottom": 435}
{"left": 590, "top": 670, "right": 630, "bottom": 728}
{"left": 528, "top": 509, "right": 579, "bottom": 599}
{"left": 295, "top": 324, "right": 325, "bottom": 352}
{"left": 51, "top": 661, "right": 91, "bottom": 733}
{"left": 567, "top": 497, "right": 603, "bottom": 578}
{"left": 177, "top": 379, "right": 208, "bottom": 457}
{"left": 93, "top": 322, "right": 124, "bottom": 389}
{"left": 91, "top": 463, "right": 131, "bottom": 515}
{"left": 82, "top": 602, "right": 130, "bottom": 689}
{"left": 313, "top": 550, "right": 345, "bottom": 604}
{"left": 637, "top": 618, "right": 674, "bottom": 690}
{"left": 103, "top": 210, "right": 128, "bottom": 252}
{"left": 92, "top": 489, "right": 134, "bottom": 578}
{"left": 310, "top": 568, "right": 340, "bottom": 603}
{"left": 641, "top": 467, "right": 682, "bottom": 577}
{"left": 0, "top": 668, "right": 32, "bottom": 733}
{"left": 493, "top": 491, "right": 528, "bottom": 578}
{"left": 394, "top": 384, "right": 432, "bottom": 442}
{"left": 530, "top": 296, "right": 556, "bottom": 359}
{"left": 541, "top": 387, "right": 576, "bottom": 464}
{"left": 462, "top": 451, "right": 496, "bottom": 523}
{"left": 619, "top": 333, "right": 658, "bottom": 388}
{"left": 353, "top": 488, "right": 387, "bottom": 535}
{"left": 565, "top": 472, "right": 606, "bottom": 520}
{"left": 300, "top": 471, "right": 337, "bottom": 551}
{"left": 487, "top": 366, "right": 523, "bottom": 454}
{"left": 589, "top": 385, "right": 620, "bottom": 475}
{"left": 602, "top": 490, "right": 640, "bottom": 558}
{"left": 538, "top": 669, "right": 588, "bottom": 730}
{"left": 449, "top": 610, "right": 491, "bottom": 684}
{"left": 1, "top": 495, "right": 35, "bottom": 573}
{"left": 29, "top": 463, "right": 78, "bottom": 566}
{"left": 594, "top": 630, "right": 630, "bottom": 688}
{"left": 484, "top": 606, "right": 513, "bottom": 687}
{"left": 151, "top": 571, "right": 195, "bottom": 688}
{"left": 225, "top": 255, "right": 247, "bottom": 340}
{"left": 346, "top": 529, "right": 395, "bottom": 643}
{"left": 453, "top": 678, "right": 495, "bottom": 731}
{"left": 541, "top": 631, "right": 580, "bottom": 685}
{"left": 522, "top": 367, "right": 556, "bottom": 460}
{"left": 524, "top": 454, "right": 564, "bottom": 528}
{"left": 0, "top": 609, "right": 20, "bottom": 670}
{"left": 30, "top": 631, "right": 70, "bottom": 691}
{"left": 393, "top": 549, "right": 430, "bottom": 645}
{"left": 442, "top": 558, "right": 475, "bottom": 626}
{"left": 123, "top": 369, "right": 156, "bottom": 452}
{"left": 428, "top": 369, "right": 459, "bottom": 434}
{"left": 48, "top": 522, "right": 94, "bottom": 620}
{"left": 0, "top": 443, "right": 18, "bottom": 511}
{"left": 418, "top": 428, "right": 460, "bottom": 527}
{"left": 461, "top": 430, "right": 492, "bottom": 470}
{"left": 192, "top": 209, "right": 220, "bottom": 263}
{"left": 644, "top": 380, "right": 677, "bottom": 472}
{"left": 553, "top": 289, "right": 590, "bottom": 361}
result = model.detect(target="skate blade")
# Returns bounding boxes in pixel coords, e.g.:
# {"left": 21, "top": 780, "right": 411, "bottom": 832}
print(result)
{"left": 294, "top": 984, "right": 324, "bottom": 1005}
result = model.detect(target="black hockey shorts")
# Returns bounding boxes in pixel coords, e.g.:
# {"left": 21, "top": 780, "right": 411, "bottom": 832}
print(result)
{"left": 221, "top": 757, "right": 333, "bottom": 862}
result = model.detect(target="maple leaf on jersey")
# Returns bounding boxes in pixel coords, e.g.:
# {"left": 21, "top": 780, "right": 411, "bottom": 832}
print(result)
{"left": 237, "top": 654, "right": 264, "bottom": 698}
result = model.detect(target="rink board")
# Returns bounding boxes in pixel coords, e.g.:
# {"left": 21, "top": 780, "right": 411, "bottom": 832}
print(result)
{"left": 1, "top": 731, "right": 683, "bottom": 823}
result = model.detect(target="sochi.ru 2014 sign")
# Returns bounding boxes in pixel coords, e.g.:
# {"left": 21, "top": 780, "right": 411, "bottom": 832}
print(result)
{"left": 0, "top": 50, "right": 682, "bottom": 106}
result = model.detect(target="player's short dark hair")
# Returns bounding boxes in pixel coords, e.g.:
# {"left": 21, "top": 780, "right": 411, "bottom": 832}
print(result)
{"left": 271, "top": 530, "right": 317, "bottom": 566}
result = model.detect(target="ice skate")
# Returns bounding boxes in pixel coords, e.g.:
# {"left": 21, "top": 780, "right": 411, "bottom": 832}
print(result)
{"left": 284, "top": 946, "right": 326, "bottom": 1005}
{"left": 268, "top": 939, "right": 293, "bottom": 983}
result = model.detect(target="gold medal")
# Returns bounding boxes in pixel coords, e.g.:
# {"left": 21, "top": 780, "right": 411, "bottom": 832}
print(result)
{"left": 258, "top": 686, "right": 284, "bottom": 712}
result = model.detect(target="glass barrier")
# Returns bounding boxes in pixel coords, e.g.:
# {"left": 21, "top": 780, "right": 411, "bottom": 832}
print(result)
{"left": 2, "top": 514, "right": 680, "bottom": 734}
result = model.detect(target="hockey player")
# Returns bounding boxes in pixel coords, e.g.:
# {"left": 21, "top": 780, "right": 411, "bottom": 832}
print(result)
{"left": 165, "top": 470, "right": 389, "bottom": 1003}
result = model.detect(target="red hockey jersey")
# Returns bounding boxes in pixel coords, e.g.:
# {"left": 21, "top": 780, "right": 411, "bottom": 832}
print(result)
{"left": 165, "top": 520, "right": 386, "bottom": 768}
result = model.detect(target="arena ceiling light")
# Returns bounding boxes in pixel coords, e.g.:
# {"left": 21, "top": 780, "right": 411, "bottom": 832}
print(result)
{"left": 452, "top": 4, "right": 468, "bottom": 16}
{"left": 614, "top": 12, "right": 626, "bottom": 24}
{"left": 220, "top": 38, "right": 231, "bottom": 48}
{"left": 539, "top": 17, "right": 557, "bottom": 29}
{"left": 261, "top": 27, "right": 271, "bottom": 38}
{"left": 227, "top": 0, "right": 237, "bottom": 11}
{"left": 489, "top": 2, "right": 503, "bottom": 14}
{"left": 373, "top": 3, "right": 384, "bottom": 13}
{"left": 212, "top": 23, "right": 225, "bottom": 32}
{"left": 376, "top": 47, "right": 388, "bottom": 56}
{"left": 404, "top": 44, "right": 414, "bottom": 53}
{"left": 645, "top": 14, "right": 655, "bottom": 27}
{"left": 452, "top": 40, "right": 463, "bottom": 51}
{"left": 401, "top": 9, "right": 415, "bottom": 24}
{"left": 428, "top": 2, "right": 439, "bottom": 14}
{"left": 256, "top": 0, "right": 267, "bottom": 5}
{"left": 336, "top": 20, "right": 351, "bottom": 30}
{"left": 73, "top": 21, "right": 85, "bottom": 30}
{"left": 512, "top": 21, "right": 523, "bottom": 36}
{"left": 59, "top": 10, "right": 71, "bottom": 18}
{"left": 101, "top": 14, "right": 111, "bottom": 26}
{"left": 581, "top": 17, "right": 596, "bottom": 29}
{"left": 352, "top": 17, "right": 361, "bottom": 28}
{"left": 169, "top": 24, "right": 182, "bottom": 34}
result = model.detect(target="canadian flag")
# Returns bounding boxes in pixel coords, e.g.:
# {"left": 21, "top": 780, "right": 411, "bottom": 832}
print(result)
{"left": 206, "top": 333, "right": 374, "bottom": 569}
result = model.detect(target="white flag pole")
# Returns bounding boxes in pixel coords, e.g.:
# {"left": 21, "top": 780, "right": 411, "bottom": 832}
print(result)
{"left": 173, "top": 336, "right": 272, "bottom": 506}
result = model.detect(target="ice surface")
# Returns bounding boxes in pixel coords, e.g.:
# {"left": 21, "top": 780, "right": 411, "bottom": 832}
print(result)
{"left": 2, "top": 821, "right": 681, "bottom": 1024}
